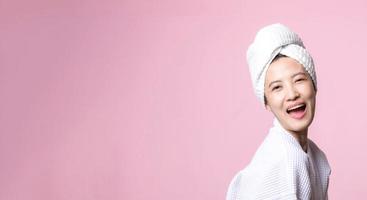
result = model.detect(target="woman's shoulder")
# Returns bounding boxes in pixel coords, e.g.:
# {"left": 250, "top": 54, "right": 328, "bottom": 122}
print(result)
{"left": 229, "top": 130, "right": 290, "bottom": 180}
{"left": 249, "top": 130, "right": 288, "bottom": 165}
{"left": 226, "top": 129, "right": 297, "bottom": 200}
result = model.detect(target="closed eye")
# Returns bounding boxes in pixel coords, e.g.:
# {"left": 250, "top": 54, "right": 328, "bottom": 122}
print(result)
{"left": 272, "top": 86, "right": 281, "bottom": 91}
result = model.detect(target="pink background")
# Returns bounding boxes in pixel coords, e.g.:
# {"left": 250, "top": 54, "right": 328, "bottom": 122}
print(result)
{"left": 1, "top": 0, "right": 366, "bottom": 199}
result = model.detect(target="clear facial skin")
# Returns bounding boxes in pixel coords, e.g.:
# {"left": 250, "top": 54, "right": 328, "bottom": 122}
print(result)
{"left": 264, "top": 56, "right": 316, "bottom": 151}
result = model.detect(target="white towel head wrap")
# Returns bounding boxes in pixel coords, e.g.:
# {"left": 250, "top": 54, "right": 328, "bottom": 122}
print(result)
{"left": 247, "top": 23, "right": 317, "bottom": 105}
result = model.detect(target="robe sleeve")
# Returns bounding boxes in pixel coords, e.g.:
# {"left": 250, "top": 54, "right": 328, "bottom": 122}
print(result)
{"left": 226, "top": 171, "right": 242, "bottom": 200}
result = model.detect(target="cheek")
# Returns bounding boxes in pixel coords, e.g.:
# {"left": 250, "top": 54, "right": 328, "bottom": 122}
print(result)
{"left": 267, "top": 92, "right": 285, "bottom": 109}
{"left": 300, "top": 84, "right": 316, "bottom": 99}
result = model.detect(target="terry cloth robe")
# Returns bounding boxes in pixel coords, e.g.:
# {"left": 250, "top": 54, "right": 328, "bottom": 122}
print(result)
{"left": 226, "top": 118, "right": 331, "bottom": 200}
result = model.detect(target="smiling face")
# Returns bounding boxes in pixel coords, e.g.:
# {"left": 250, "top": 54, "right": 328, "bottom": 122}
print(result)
{"left": 264, "top": 56, "right": 316, "bottom": 136}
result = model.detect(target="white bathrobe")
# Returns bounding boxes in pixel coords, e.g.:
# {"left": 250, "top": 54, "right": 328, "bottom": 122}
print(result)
{"left": 226, "top": 118, "right": 331, "bottom": 200}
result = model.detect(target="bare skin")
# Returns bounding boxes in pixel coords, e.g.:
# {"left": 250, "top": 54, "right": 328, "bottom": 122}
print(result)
{"left": 264, "top": 56, "right": 317, "bottom": 153}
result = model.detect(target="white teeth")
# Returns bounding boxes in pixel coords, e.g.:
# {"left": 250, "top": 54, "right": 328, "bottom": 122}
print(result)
{"left": 287, "top": 104, "right": 305, "bottom": 111}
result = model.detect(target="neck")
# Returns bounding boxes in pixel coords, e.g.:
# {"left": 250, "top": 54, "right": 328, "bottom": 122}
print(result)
{"left": 289, "top": 129, "right": 308, "bottom": 152}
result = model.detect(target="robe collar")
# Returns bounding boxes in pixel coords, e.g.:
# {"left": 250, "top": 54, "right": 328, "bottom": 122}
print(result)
{"left": 272, "top": 117, "right": 311, "bottom": 157}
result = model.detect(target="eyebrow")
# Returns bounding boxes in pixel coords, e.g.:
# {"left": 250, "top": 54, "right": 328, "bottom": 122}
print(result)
{"left": 268, "top": 72, "right": 307, "bottom": 88}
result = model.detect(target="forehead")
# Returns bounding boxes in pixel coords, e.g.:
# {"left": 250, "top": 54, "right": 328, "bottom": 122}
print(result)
{"left": 265, "top": 57, "right": 305, "bottom": 81}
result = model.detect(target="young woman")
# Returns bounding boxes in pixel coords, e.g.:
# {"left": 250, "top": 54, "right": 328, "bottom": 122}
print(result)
{"left": 226, "top": 24, "right": 331, "bottom": 200}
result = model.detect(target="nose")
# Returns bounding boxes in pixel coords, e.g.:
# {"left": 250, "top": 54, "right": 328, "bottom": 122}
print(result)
{"left": 286, "top": 85, "right": 300, "bottom": 101}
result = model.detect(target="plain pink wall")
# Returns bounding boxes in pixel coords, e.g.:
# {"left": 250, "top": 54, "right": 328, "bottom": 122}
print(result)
{"left": 1, "top": 0, "right": 366, "bottom": 199}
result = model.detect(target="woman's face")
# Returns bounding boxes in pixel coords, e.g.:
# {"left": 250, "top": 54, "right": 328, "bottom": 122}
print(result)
{"left": 264, "top": 56, "right": 316, "bottom": 135}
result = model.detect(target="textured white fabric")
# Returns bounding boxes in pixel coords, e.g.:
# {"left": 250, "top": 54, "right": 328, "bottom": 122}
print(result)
{"left": 226, "top": 118, "right": 331, "bottom": 200}
{"left": 247, "top": 23, "right": 317, "bottom": 104}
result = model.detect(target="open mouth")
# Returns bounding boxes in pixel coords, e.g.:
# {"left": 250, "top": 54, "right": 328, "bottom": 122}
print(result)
{"left": 286, "top": 104, "right": 306, "bottom": 119}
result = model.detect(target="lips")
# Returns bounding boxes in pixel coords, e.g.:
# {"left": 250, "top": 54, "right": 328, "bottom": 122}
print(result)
{"left": 286, "top": 103, "right": 306, "bottom": 119}
{"left": 286, "top": 103, "right": 306, "bottom": 113}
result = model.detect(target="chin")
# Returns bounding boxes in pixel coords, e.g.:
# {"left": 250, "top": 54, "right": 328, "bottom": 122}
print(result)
{"left": 276, "top": 111, "right": 313, "bottom": 133}
{"left": 288, "top": 123, "right": 309, "bottom": 133}
{"left": 286, "top": 116, "right": 313, "bottom": 133}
